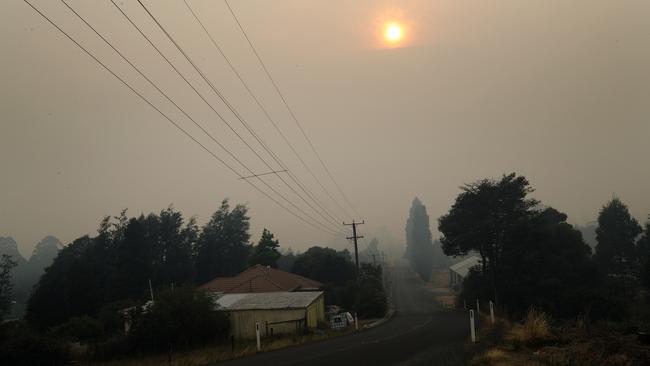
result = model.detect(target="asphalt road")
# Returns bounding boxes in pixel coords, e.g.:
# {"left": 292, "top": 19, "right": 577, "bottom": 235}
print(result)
{"left": 215, "top": 263, "right": 470, "bottom": 366}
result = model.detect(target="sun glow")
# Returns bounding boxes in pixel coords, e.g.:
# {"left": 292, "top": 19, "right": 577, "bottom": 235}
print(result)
{"left": 371, "top": 8, "right": 413, "bottom": 49}
{"left": 384, "top": 23, "right": 403, "bottom": 43}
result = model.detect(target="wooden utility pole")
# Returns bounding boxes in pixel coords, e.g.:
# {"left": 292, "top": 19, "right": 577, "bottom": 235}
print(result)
{"left": 344, "top": 220, "right": 364, "bottom": 272}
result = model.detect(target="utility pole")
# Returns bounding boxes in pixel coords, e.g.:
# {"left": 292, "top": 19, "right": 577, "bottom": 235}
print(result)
{"left": 344, "top": 220, "right": 364, "bottom": 272}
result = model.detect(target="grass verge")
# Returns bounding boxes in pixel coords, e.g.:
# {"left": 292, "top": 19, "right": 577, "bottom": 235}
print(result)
{"left": 469, "top": 309, "right": 650, "bottom": 366}
{"left": 91, "top": 328, "right": 356, "bottom": 366}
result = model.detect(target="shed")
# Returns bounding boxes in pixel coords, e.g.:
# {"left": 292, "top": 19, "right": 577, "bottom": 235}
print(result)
{"left": 449, "top": 256, "right": 481, "bottom": 287}
{"left": 212, "top": 291, "right": 325, "bottom": 339}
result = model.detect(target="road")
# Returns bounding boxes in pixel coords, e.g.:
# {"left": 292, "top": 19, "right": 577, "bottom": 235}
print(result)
{"left": 215, "top": 263, "right": 470, "bottom": 366}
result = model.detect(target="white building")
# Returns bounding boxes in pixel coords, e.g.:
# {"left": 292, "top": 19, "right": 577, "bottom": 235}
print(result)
{"left": 449, "top": 256, "right": 481, "bottom": 288}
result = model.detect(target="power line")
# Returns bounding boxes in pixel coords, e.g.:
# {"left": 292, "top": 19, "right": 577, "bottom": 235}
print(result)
{"left": 24, "top": 0, "right": 339, "bottom": 236}
{"left": 224, "top": 0, "right": 363, "bottom": 219}
{"left": 238, "top": 170, "right": 287, "bottom": 180}
{"left": 106, "top": 0, "right": 344, "bottom": 234}
{"left": 183, "top": 0, "right": 348, "bottom": 225}
{"left": 130, "top": 0, "right": 345, "bottom": 233}
{"left": 65, "top": 0, "right": 340, "bottom": 236}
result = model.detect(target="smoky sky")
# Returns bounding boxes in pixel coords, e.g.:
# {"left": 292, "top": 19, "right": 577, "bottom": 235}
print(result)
{"left": 2, "top": 0, "right": 650, "bottom": 257}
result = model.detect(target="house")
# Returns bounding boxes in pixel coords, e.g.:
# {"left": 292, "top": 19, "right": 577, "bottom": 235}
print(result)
{"left": 212, "top": 291, "right": 325, "bottom": 339}
{"left": 199, "top": 264, "right": 322, "bottom": 294}
{"left": 449, "top": 256, "right": 481, "bottom": 288}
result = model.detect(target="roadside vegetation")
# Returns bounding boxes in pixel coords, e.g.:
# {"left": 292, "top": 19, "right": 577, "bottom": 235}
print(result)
{"left": 436, "top": 173, "right": 650, "bottom": 365}
{"left": 0, "top": 199, "right": 389, "bottom": 365}
{"left": 469, "top": 308, "right": 650, "bottom": 365}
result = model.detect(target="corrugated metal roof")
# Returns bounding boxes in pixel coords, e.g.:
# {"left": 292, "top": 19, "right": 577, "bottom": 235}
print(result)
{"left": 213, "top": 291, "right": 323, "bottom": 311}
{"left": 449, "top": 256, "right": 481, "bottom": 278}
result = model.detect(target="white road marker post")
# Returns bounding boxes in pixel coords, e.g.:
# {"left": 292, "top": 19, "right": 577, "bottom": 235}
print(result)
{"left": 255, "top": 322, "right": 261, "bottom": 352}
{"left": 355, "top": 313, "right": 359, "bottom": 331}
{"left": 489, "top": 301, "right": 495, "bottom": 324}
{"left": 463, "top": 299, "right": 467, "bottom": 311}
{"left": 469, "top": 309, "right": 476, "bottom": 343}
{"left": 476, "top": 298, "right": 480, "bottom": 314}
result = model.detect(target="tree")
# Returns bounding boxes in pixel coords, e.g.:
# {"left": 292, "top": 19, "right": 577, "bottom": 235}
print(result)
{"left": 249, "top": 229, "right": 281, "bottom": 268}
{"left": 26, "top": 236, "right": 99, "bottom": 328}
{"left": 0, "top": 254, "right": 17, "bottom": 321}
{"left": 594, "top": 198, "right": 642, "bottom": 279}
{"left": 291, "top": 246, "right": 355, "bottom": 286}
{"left": 151, "top": 207, "right": 195, "bottom": 286}
{"left": 438, "top": 173, "right": 539, "bottom": 304}
{"left": 112, "top": 217, "right": 153, "bottom": 300}
{"left": 0, "top": 237, "right": 28, "bottom": 304}
{"left": 637, "top": 217, "right": 650, "bottom": 289}
{"left": 497, "top": 208, "right": 603, "bottom": 318}
{"left": 359, "top": 238, "right": 380, "bottom": 265}
{"left": 405, "top": 198, "right": 435, "bottom": 281}
{"left": 195, "top": 200, "right": 251, "bottom": 283}
{"left": 277, "top": 248, "right": 297, "bottom": 272}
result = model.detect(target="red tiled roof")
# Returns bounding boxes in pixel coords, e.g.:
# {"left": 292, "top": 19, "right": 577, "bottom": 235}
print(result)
{"left": 199, "top": 265, "right": 322, "bottom": 293}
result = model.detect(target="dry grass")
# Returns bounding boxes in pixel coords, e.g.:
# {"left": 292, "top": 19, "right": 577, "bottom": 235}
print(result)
{"left": 92, "top": 330, "right": 353, "bottom": 366}
{"left": 471, "top": 348, "right": 521, "bottom": 366}
{"left": 471, "top": 307, "right": 650, "bottom": 366}
{"left": 470, "top": 348, "right": 546, "bottom": 366}
{"left": 508, "top": 308, "right": 552, "bottom": 347}
{"left": 469, "top": 309, "right": 552, "bottom": 366}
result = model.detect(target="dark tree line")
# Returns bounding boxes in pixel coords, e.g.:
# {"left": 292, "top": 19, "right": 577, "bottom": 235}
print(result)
{"left": 25, "top": 200, "right": 282, "bottom": 329}
{"left": 439, "top": 173, "right": 650, "bottom": 320}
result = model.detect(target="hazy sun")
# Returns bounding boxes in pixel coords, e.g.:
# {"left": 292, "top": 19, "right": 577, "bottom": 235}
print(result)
{"left": 372, "top": 8, "right": 412, "bottom": 49}
{"left": 384, "top": 23, "right": 403, "bottom": 43}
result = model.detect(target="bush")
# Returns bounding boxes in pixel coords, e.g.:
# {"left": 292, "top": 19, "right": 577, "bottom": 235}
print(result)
{"left": 0, "top": 321, "right": 70, "bottom": 365}
{"left": 325, "top": 264, "right": 388, "bottom": 318}
{"left": 356, "top": 264, "right": 388, "bottom": 318}
{"left": 128, "top": 286, "right": 229, "bottom": 353}
{"left": 49, "top": 316, "right": 103, "bottom": 342}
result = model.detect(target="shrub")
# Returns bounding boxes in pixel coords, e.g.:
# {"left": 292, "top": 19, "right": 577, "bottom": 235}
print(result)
{"left": 356, "top": 265, "right": 388, "bottom": 318}
{"left": 128, "top": 286, "right": 229, "bottom": 353}
{"left": 49, "top": 316, "right": 103, "bottom": 342}
{"left": 97, "top": 299, "right": 137, "bottom": 336}
{"left": 0, "top": 321, "right": 70, "bottom": 365}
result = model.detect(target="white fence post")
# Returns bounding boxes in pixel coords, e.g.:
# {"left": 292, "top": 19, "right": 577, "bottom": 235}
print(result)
{"left": 489, "top": 301, "right": 495, "bottom": 324}
{"left": 255, "top": 322, "right": 261, "bottom": 351}
{"left": 469, "top": 309, "right": 476, "bottom": 343}
{"left": 354, "top": 313, "right": 359, "bottom": 331}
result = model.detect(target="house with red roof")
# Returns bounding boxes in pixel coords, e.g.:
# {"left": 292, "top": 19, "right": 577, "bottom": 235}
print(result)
{"left": 199, "top": 264, "right": 322, "bottom": 294}
{"left": 199, "top": 265, "right": 325, "bottom": 339}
